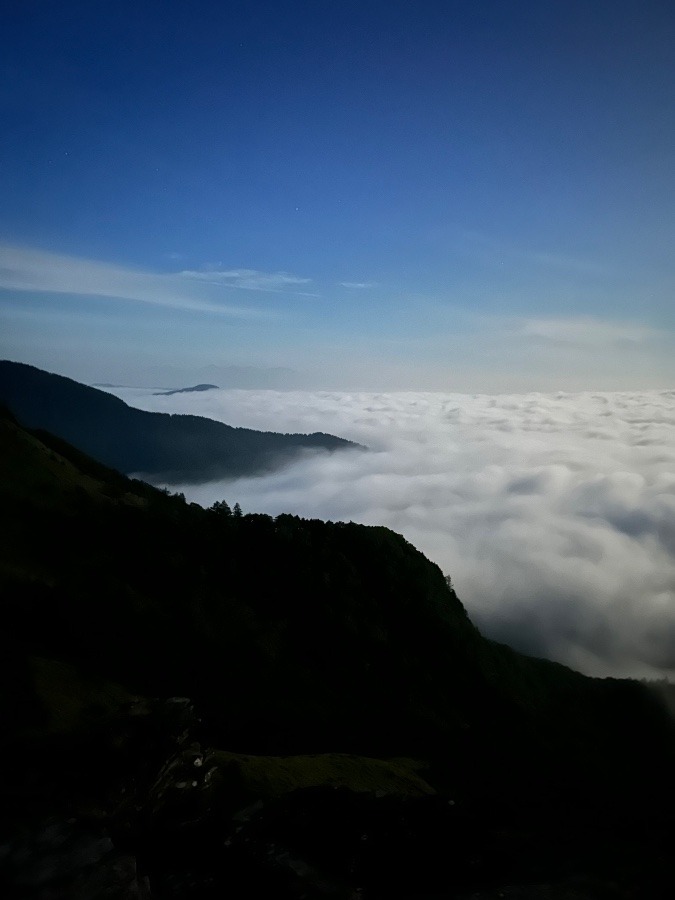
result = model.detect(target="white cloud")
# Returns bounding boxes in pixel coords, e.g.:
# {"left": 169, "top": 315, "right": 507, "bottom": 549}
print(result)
{"left": 180, "top": 267, "right": 316, "bottom": 295}
{"left": 340, "top": 281, "right": 377, "bottom": 289}
{"left": 110, "top": 385, "right": 675, "bottom": 681}
{"left": 0, "top": 245, "right": 304, "bottom": 313}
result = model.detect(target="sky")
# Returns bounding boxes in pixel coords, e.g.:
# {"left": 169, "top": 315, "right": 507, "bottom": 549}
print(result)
{"left": 111, "top": 383, "right": 675, "bottom": 681}
{"left": 1, "top": 0, "right": 674, "bottom": 390}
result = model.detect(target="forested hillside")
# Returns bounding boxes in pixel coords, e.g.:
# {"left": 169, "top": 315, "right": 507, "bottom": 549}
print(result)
{"left": 1, "top": 407, "right": 673, "bottom": 898}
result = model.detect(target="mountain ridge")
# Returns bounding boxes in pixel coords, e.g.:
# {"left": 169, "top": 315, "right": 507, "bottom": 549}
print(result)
{"left": 1, "top": 406, "right": 672, "bottom": 782}
{"left": 152, "top": 383, "right": 219, "bottom": 395}
{"left": 0, "top": 360, "right": 362, "bottom": 483}
{"left": 1, "top": 406, "right": 673, "bottom": 897}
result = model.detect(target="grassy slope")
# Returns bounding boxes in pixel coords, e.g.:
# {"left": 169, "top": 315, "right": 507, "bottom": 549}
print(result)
{"left": 186, "top": 751, "right": 434, "bottom": 800}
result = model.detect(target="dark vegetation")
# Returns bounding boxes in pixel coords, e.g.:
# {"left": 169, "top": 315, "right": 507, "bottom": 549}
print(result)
{"left": 0, "top": 361, "right": 361, "bottom": 483}
{"left": 0, "top": 405, "right": 673, "bottom": 898}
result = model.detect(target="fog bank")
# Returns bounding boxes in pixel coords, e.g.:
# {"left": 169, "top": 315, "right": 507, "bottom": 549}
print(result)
{"left": 112, "top": 385, "right": 675, "bottom": 680}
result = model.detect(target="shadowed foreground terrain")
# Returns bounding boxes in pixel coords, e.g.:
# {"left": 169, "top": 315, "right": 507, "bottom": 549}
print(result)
{"left": 0, "top": 406, "right": 673, "bottom": 898}
{"left": 0, "top": 361, "right": 361, "bottom": 483}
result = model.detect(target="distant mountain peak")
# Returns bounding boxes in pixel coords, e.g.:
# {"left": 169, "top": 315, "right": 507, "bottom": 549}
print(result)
{"left": 153, "top": 383, "right": 219, "bottom": 396}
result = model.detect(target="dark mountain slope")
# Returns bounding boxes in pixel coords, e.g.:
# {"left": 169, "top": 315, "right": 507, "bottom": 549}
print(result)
{"left": 0, "top": 360, "right": 361, "bottom": 482}
{"left": 1, "top": 412, "right": 674, "bottom": 897}
{"left": 1, "top": 408, "right": 672, "bottom": 803}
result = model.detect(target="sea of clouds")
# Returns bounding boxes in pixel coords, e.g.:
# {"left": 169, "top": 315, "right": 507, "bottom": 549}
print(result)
{"left": 111, "top": 385, "right": 675, "bottom": 681}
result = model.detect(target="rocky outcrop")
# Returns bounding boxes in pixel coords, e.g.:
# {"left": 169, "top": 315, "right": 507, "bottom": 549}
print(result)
{"left": 4, "top": 691, "right": 671, "bottom": 899}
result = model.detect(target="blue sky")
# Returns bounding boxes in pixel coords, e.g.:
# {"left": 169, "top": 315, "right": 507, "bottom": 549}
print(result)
{"left": 1, "top": 0, "right": 674, "bottom": 390}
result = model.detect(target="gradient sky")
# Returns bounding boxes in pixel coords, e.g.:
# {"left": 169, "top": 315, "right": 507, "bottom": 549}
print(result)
{"left": 1, "top": 0, "right": 674, "bottom": 390}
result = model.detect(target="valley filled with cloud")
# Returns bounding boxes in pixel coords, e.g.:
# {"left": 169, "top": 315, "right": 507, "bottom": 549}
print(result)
{"left": 110, "top": 386, "right": 675, "bottom": 682}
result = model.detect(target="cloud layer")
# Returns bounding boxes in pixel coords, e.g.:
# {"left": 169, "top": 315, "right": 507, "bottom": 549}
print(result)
{"left": 112, "top": 386, "right": 675, "bottom": 680}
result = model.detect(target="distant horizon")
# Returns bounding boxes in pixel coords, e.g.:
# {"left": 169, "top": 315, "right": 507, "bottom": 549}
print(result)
{"left": 3, "top": 350, "right": 674, "bottom": 396}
